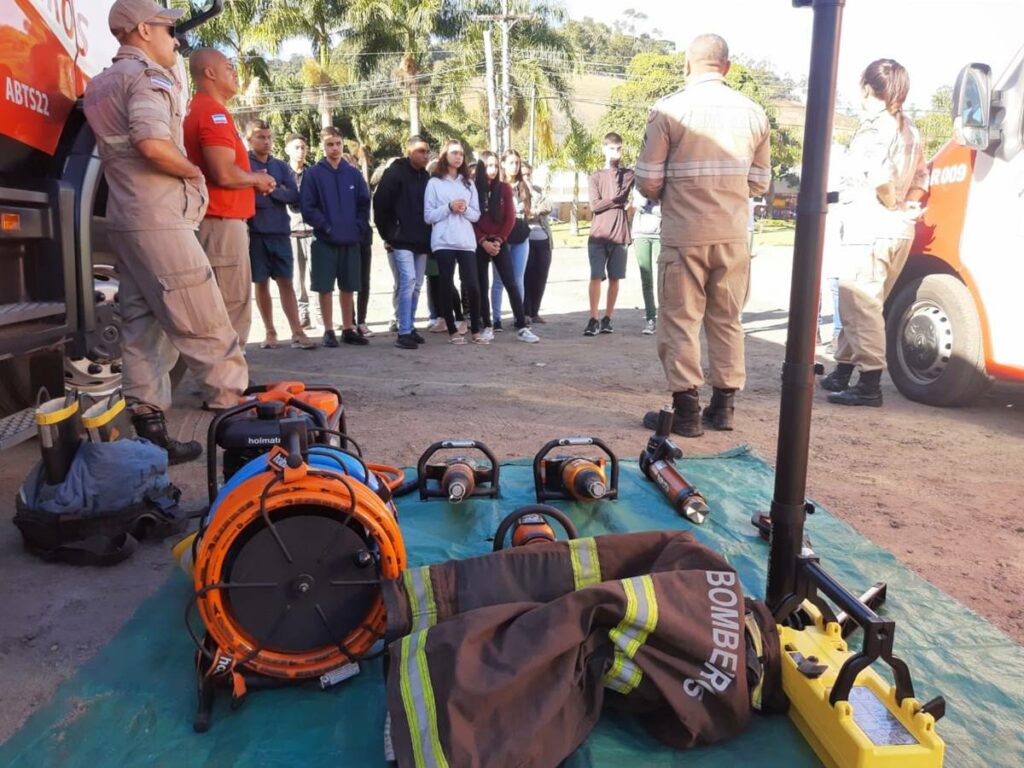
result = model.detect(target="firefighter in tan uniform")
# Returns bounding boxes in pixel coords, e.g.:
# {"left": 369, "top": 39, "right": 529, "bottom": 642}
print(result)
{"left": 83, "top": 0, "right": 248, "bottom": 463}
{"left": 820, "top": 59, "right": 928, "bottom": 407}
{"left": 637, "top": 34, "right": 771, "bottom": 437}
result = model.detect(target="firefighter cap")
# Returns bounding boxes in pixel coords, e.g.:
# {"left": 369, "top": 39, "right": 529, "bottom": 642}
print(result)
{"left": 109, "top": 0, "right": 184, "bottom": 38}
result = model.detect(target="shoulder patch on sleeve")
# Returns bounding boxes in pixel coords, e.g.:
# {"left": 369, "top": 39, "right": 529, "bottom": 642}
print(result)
{"left": 211, "top": 114, "right": 228, "bottom": 125}
{"left": 149, "top": 75, "right": 174, "bottom": 91}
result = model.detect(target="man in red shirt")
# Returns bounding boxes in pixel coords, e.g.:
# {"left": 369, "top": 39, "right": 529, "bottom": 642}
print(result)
{"left": 184, "top": 48, "right": 276, "bottom": 348}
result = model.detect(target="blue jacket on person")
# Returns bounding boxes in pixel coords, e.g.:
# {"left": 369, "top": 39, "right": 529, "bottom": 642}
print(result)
{"left": 248, "top": 153, "right": 299, "bottom": 235}
{"left": 300, "top": 158, "right": 371, "bottom": 246}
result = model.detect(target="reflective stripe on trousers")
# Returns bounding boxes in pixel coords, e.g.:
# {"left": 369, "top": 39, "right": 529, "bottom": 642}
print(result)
{"left": 603, "top": 575, "right": 659, "bottom": 695}
{"left": 399, "top": 630, "right": 449, "bottom": 768}
{"left": 568, "top": 537, "right": 602, "bottom": 590}
{"left": 404, "top": 566, "right": 438, "bottom": 632}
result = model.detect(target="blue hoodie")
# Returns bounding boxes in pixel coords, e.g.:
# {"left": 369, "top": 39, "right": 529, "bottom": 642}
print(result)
{"left": 300, "top": 158, "right": 370, "bottom": 245}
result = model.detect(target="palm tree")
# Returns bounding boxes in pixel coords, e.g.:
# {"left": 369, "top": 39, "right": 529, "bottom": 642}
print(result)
{"left": 261, "top": 0, "right": 353, "bottom": 126}
{"left": 346, "top": 0, "right": 469, "bottom": 135}
{"left": 181, "top": 0, "right": 282, "bottom": 95}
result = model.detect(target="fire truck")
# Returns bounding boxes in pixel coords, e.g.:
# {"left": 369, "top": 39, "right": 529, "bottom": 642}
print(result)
{"left": 887, "top": 46, "right": 1024, "bottom": 406}
{"left": 0, "top": 0, "right": 217, "bottom": 448}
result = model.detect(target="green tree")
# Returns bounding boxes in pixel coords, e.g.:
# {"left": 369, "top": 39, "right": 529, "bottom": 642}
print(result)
{"left": 553, "top": 116, "right": 601, "bottom": 234}
{"left": 915, "top": 86, "right": 954, "bottom": 158}
{"left": 563, "top": 15, "right": 673, "bottom": 68}
{"left": 598, "top": 52, "right": 802, "bottom": 185}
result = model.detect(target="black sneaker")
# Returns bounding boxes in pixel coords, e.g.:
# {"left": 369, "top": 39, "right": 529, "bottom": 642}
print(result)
{"left": 827, "top": 383, "right": 883, "bottom": 407}
{"left": 583, "top": 318, "right": 600, "bottom": 336}
{"left": 342, "top": 328, "right": 369, "bottom": 346}
{"left": 411, "top": 329, "right": 426, "bottom": 345}
{"left": 394, "top": 334, "right": 418, "bottom": 350}
{"left": 493, "top": 320, "right": 504, "bottom": 333}
{"left": 600, "top": 316, "right": 614, "bottom": 334}
{"left": 322, "top": 330, "right": 339, "bottom": 348}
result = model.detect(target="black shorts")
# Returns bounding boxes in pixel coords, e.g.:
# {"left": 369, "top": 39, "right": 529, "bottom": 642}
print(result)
{"left": 310, "top": 239, "right": 361, "bottom": 293}
{"left": 249, "top": 234, "right": 294, "bottom": 282}
{"left": 588, "top": 241, "right": 628, "bottom": 281}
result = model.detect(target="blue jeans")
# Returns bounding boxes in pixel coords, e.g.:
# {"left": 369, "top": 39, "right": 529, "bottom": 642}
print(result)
{"left": 394, "top": 249, "right": 427, "bottom": 335}
{"left": 491, "top": 240, "right": 528, "bottom": 323}
{"left": 819, "top": 276, "right": 843, "bottom": 334}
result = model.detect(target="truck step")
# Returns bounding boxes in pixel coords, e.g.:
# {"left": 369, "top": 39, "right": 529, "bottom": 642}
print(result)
{"left": 0, "top": 406, "right": 37, "bottom": 450}
{"left": 0, "top": 301, "right": 66, "bottom": 328}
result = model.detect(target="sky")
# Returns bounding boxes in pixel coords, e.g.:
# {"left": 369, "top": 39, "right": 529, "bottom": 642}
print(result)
{"left": 563, "top": 0, "right": 1024, "bottom": 110}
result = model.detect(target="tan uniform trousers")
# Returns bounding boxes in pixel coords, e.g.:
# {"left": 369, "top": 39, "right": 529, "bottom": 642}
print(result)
{"left": 834, "top": 237, "right": 912, "bottom": 372}
{"left": 198, "top": 217, "right": 252, "bottom": 347}
{"left": 657, "top": 242, "right": 749, "bottom": 392}
{"left": 108, "top": 229, "right": 248, "bottom": 410}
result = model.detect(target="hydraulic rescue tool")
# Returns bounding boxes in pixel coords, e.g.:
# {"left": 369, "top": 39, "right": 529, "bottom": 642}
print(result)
{"left": 416, "top": 440, "right": 500, "bottom": 502}
{"left": 188, "top": 414, "right": 406, "bottom": 732}
{"left": 492, "top": 504, "right": 578, "bottom": 550}
{"left": 639, "top": 409, "right": 710, "bottom": 525}
{"left": 532, "top": 437, "right": 618, "bottom": 503}
{"left": 208, "top": 381, "right": 348, "bottom": 490}
{"left": 761, "top": 3, "right": 946, "bottom": 766}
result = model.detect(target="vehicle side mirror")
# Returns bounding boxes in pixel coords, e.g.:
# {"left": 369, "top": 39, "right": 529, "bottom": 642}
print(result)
{"left": 952, "top": 63, "right": 996, "bottom": 150}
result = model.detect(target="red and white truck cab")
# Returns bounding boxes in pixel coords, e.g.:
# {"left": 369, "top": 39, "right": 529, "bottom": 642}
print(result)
{"left": 889, "top": 45, "right": 1024, "bottom": 406}
{"left": 0, "top": 0, "right": 217, "bottom": 448}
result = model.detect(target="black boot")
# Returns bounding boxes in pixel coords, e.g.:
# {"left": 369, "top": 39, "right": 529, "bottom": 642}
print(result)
{"left": 821, "top": 362, "right": 855, "bottom": 392}
{"left": 703, "top": 388, "right": 736, "bottom": 431}
{"left": 130, "top": 403, "right": 203, "bottom": 464}
{"left": 827, "top": 369, "right": 883, "bottom": 407}
{"left": 642, "top": 389, "right": 703, "bottom": 438}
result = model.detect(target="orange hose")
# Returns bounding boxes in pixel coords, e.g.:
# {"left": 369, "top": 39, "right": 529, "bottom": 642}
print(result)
{"left": 367, "top": 463, "right": 405, "bottom": 491}
{"left": 195, "top": 465, "right": 405, "bottom": 679}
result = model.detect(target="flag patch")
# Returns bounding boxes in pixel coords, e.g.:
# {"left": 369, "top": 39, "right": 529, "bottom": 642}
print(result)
{"left": 211, "top": 113, "right": 228, "bottom": 125}
{"left": 150, "top": 76, "right": 174, "bottom": 90}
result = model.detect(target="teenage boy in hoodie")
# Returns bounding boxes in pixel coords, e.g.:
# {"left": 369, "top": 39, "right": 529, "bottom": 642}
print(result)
{"left": 300, "top": 127, "right": 371, "bottom": 347}
{"left": 372, "top": 135, "right": 433, "bottom": 350}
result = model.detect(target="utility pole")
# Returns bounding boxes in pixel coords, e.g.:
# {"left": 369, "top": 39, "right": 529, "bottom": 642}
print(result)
{"left": 482, "top": 27, "right": 499, "bottom": 151}
{"left": 528, "top": 84, "right": 536, "bottom": 164}
{"left": 475, "top": 0, "right": 531, "bottom": 153}
{"left": 499, "top": 0, "right": 512, "bottom": 153}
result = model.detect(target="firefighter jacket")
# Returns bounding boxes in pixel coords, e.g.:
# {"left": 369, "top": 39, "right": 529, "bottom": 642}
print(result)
{"left": 382, "top": 530, "right": 784, "bottom": 768}
{"left": 636, "top": 73, "right": 771, "bottom": 247}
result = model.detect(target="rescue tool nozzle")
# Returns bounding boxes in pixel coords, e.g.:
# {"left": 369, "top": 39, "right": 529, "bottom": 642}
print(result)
{"left": 441, "top": 460, "right": 476, "bottom": 504}
{"left": 562, "top": 458, "right": 608, "bottom": 501}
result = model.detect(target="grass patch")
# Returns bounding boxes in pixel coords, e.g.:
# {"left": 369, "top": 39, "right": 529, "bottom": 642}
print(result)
{"left": 550, "top": 220, "right": 591, "bottom": 249}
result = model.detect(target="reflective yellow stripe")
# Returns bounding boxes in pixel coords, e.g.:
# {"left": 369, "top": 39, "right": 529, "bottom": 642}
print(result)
{"left": 403, "top": 566, "right": 437, "bottom": 632}
{"left": 81, "top": 397, "right": 125, "bottom": 429}
{"left": 35, "top": 399, "right": 79, "bottom": 426}
{"left": 744, "top": 612, "right": 765, "bottom": 711}
{"left": 604, "top": 575, "right": 659, "bottom": 695}
{"left": 399, "top": 630, "right": 449, "bottom": 768}
{"left": 568, "top": 537, "right": 601, "bottom": 590}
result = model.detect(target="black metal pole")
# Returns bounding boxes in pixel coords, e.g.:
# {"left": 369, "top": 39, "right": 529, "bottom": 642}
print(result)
{"left": 766, "top": 0, "right": 845, "bottom": 612}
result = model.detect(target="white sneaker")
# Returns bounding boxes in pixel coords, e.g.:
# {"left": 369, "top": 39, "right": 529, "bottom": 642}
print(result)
{"left": 516, "top": 327, "right": 540, "bottom": 344}
{"left": 456, "top": 320, "right": 468, "bottom": 335}
{"left": 429, "top": 318, "right": 447, "bottom": 333}
{"left": 642, "top": 319, "right": 656, "bottom": 335}
{"left": 481, "top": 327, "right": 495, "bottom": 342}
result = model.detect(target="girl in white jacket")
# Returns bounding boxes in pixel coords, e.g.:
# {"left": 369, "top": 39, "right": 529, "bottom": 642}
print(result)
{"left": 424, "top": 140, "right": 487, "bottom": 344}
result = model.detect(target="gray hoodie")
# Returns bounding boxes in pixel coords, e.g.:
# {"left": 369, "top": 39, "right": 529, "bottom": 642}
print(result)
{"left": 424, "top": 175, "right": 481, "bottom": 252}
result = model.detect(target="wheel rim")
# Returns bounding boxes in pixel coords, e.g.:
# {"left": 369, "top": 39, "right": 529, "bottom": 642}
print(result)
{"left": 896, "top": 298, "right": 953, "bottom": 386}
{"left": 65, "top": 266, "right": 122, "bottom": 394}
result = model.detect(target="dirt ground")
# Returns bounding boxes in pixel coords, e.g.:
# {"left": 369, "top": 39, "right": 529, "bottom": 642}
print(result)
{"left": 1, "top": 242, "right": 1022, "bottom": 744}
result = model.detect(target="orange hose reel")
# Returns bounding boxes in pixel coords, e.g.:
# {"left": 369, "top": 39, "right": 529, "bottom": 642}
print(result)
{"left": 194, "top": 450, "right": 406, "bottom": 680}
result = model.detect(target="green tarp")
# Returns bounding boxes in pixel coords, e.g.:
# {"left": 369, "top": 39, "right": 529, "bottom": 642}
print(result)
{"left": 2, "top": 448, "right": 1022, "bottom": 767}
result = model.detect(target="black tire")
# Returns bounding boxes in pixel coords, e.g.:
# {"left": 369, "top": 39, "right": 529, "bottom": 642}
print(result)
{"left": 886, "top": 273, "right": 990, "bottom": 406}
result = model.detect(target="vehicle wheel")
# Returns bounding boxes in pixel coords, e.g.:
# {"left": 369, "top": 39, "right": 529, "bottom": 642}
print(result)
{"left": 65, "top": 265, "right": 123, "bottom": 395}
{"left": 886, "top": 273, "right": 990, "bottom": 406}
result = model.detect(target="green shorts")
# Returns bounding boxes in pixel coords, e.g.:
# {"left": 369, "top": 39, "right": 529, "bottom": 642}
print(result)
{"left": 310, "top": 239, "right": 361, "bottom": 293}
